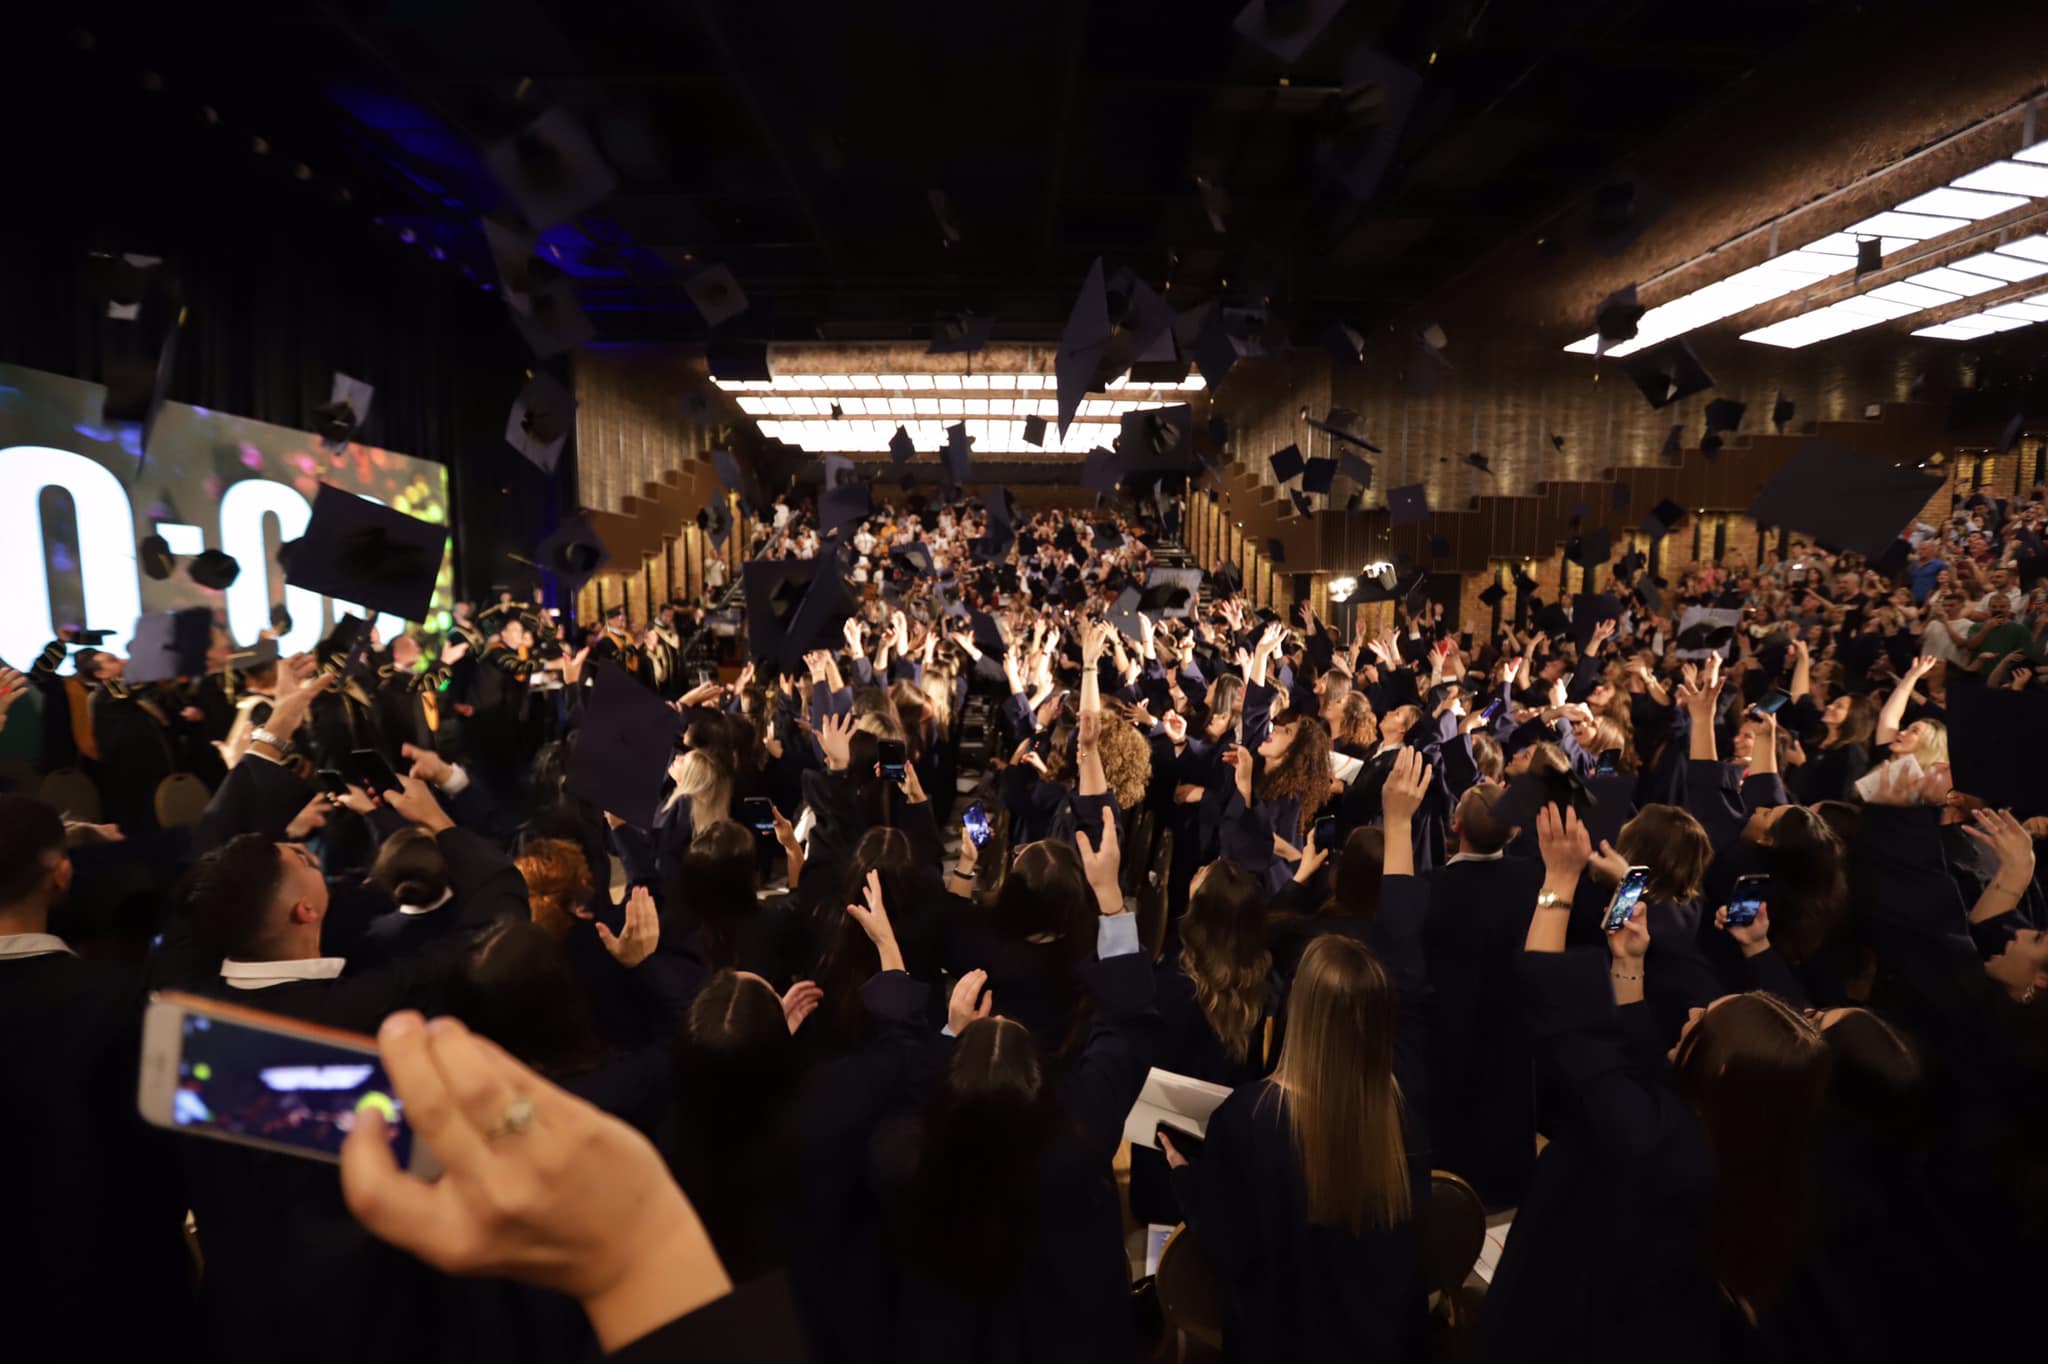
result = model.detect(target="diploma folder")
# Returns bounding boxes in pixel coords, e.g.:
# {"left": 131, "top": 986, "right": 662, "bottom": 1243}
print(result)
{"left": 1122, "top": 1067, "right": 1233, "bottom": 1151}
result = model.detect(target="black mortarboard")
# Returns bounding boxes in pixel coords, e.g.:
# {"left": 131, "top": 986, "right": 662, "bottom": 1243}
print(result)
{"left": 684, "top": 265, "right": 749, "bottom": 328}
{"left": 1478, "top": 582, "right": 1506, "bottom": 607}
{"left": 1191, "top": 317, "right": 1249, "bottom": 390}
{"left": 508, "top": 268, "right": 595, "bottom": 356}
{"left": 1701, "top": 432, "right": 1724, "bottom": 458}
{"left": 891, "top": 542, "right": 935, "bottom": 576}
{"left": 1056, "top": 258, "right": 1111, "bottom": 436}
{"left": 929, "top": 311, "right": 995, "bottom": 355}
{"left": 1120, "top": 404, "right": 1195, "bottom": 472}
{"left": 315, "top": 372, "right": 374, "bottom": 454}
{"left": 1771, "top": 392, "right": 1796, "bottom": 433}
{"left": 507, "top": 370, "right": 576, "bottom": 474}
{"left": 188, "top": 549, "right": 241, "bottom": 591}
{"left": 1265, "top": 538, "right": 1286, "bottom": 564}
{"left": 1856, "top": 237, "right": 1883, "bottom": 276}
{"left": 1317, "top": 47, "right": 1422, "bottom": 202}
{"left": 1303, "top": 406, "right": 1382, "bottom": 453}
{"left": 566, "top": 663, "right": 681, "bottom": 827}
{"left": 986, "top": 486, "right": 1016, "bottom": 529}
{"left": 1337, "top": 451, "right": 1373, "bottom": 487}
{"left": 228, "top": 639, "right": 280, "bottom": 672}
{"left": 1464, "top": 451, "right": 1492, "bottom": 476}
{"left": 1321, "top": 319, "right": 1366, "bottom": 366}
{"left": 1387, "top": 483, "right": 1429, "bottom": 527}
{"left": 484, "top": 107, "right": 618, "bottom": 231}
{"left": 1080, "top": 446, "right": 1122, "bottom": 494}
{"left": 535, "top": 515, "right": 610, "bottom": 595}
{"left": 1570, "top": 591, "right": 1624, "bottom": 646}
{"left": 1704, "top": 398, "right": 1746, "bottom": 435}
{"left": 1658, "top": 424, "right": 1684, "bottom": 463}
{"left": 1674, "top": 621, "right": 1735, "bottom": 652}
{"left": 1947, "top": 684, "right": 2048, "bottom": 814}
{"left": 102, "top": 309, "right": 181, "bottom": 469}
{"left": 943, "top": 422, "right": 973, "bottom": 485}
{"left": 889, "top": 425, "right": 915, "bottom": 464}
{"left": 1645, "top": 498, "right": 1685, "bottom": 538}
{"left": 1513, "top": 568, "right": 1539, "bottom": 593}
{"left": 1551, "top": 434, "right": 1566, "bottom": 452}
{"left": 139, "top": 534, "right": 173, "bottom": 581}
{"left": 1998, "top": 412, "right": 2026, "bottom": 453}
{"left": 1300, "top": 457, "right": 1336, "bottom": 495}
{"left": 1093, "top": 521, "right": 1124, "bottom": 551}
{"left": 1595, "top": 285, "right": 1645, "bottom": 353}
{"left": 1231, "top": 0, "right": 1346, "bottom": 61}
{"left": 706, "top": 341, "right": 771, "bottom": 383}
{"left": 1491, "top": 763, "right": 1595, "bottom": 832}
{"left": 1626, "top": 340, "right": 1714, "bottom": 409}
{"left": 1611, "top": 481, "right": 1632, "bottom": 511}
{"left": 1269, "top": 443, "right": 1305, "bottom": 484}
{"left": 284, "top": 484, "right": 448, "bottom": 622}
{"left": 1290, "top": 489, "right": 1314, "bottom": 518}
{"left": 1021, "top": 413, "right": 1048, "bottom": 447}
{"left": 1745, "top": 444, "right": 1942, "bottom": 559}
{"left": 1569, "top": 529, "right": 1613, "bottom": 572}
{"left": 124, "top": 608, "right": 214, "bottom": 684}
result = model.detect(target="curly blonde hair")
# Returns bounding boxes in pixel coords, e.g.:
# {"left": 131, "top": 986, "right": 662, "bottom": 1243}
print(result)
{"left": 1047, "top": 715, "right": 1154, "bottom": 810}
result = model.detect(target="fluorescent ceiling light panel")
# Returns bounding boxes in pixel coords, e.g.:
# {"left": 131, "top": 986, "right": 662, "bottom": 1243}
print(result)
{"left": 1846, "top": 210, "right": 1973, "bottom": 239}
{"left": 1895, "top": 186, "right": 2030, "bottom": 220}
{"left": 1981, "top": 301, "right": 2048, "bottom": 323}
{"left": 1953, "top": 161, "right": 2048, "bottom": 196}
{"left": 1950, "top": 250, "right": 2048, "bottom": 282}
{"left": 1906, "top": 266, "right": 2006, "bottom": 296}
{"left": 2014, "top": 140, "right": 2048, "bottom": 165}
{"left": 1865, "top": 280, "right": 1961, "bottom": 308}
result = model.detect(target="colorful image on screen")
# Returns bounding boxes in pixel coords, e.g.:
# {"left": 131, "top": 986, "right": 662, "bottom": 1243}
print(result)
{"left": 175, "top": 1013, "right": 413, "bottom": 1164}
{"left": 0, "top": 361, "right": 453, "bottom": 669}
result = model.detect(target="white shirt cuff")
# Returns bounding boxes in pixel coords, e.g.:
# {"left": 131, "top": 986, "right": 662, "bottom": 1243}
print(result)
{"left": 1097, "top": 912, "right": 1140, "bottom": 959}
{"left": 437, "top": 763, "right": 472, "bottom": 796}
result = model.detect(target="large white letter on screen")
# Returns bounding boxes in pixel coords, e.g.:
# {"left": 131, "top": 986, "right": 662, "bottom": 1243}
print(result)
{"left": 220, "top": 478, "right": 326, "bottom": 655}
{"left": 0, "top": 446, "right": 143, "bottom": 665}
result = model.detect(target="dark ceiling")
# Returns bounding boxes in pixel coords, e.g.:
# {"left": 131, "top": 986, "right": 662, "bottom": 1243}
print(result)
{"left": 36, "top": 0, "right": 1886, "bottom": 348}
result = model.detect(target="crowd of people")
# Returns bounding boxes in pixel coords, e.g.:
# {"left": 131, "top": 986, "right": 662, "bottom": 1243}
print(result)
{"left": 3, "top": 478, "right": 2047, "bottom": 1364}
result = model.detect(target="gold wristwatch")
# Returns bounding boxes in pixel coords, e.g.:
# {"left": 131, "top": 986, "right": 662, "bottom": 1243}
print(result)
{"left": 1535, "top": 889, "right": 1569, "bottom": 911}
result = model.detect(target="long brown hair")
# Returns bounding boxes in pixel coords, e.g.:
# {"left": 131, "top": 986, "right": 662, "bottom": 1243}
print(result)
{"left": 1616, "top": 803, "right": 1712, "bottom": 903}
{"left": 1177, "top": 860, "right": 1272, "bottom": 1063}
{"left": 1266, "top": 934, "right": 1411, "bottom": 1232}
{"left": 1673, "top": 992, "right": 1831, "bottom": 1312}
{"left": 1259, "top": 714, "right": 1334, "bottom": 826}
{"left": 1823, "top": 693, "right": 1877, "bottom": 750}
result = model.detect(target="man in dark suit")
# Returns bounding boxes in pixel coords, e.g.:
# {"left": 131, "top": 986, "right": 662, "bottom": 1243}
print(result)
{"left": 0, "top": 795, "right": 195, "bottom": 1362}
{"left": 1423, "top": 783, "right": 1546, "bottom": 1208}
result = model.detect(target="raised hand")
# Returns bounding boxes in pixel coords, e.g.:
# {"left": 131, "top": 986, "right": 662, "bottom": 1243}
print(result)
{"left": 1535, "top": 802, "right": 1592, "bottom": 885}
{"left": 1381, "top": 747, "right": 1432, "bottom": 823}
{"left": 844, "top": 868, "right": 905, "bottom": 973}
{"left": 383, "top": 775, "right": 454, "bottom": 833}
{"left": 401, "top": 742, "right": 456, "bottom": 787}
{"left": 842, "top": 619, "right": 867, "bottom": 657}
{"left": 1161, "top": 709, "right": 1187, "bottom": 745}
{"left": 596, "top": 886, "right": 661, "bottom": 968}
{"left": 1076, "top": 805, "right": 1123, "bottom": 910}
{"left": 780, "top": 981, "right": 823, "bottom": 1034}
{"left": 1963, "top": 807, "right": 2037, "bottom": 885}
{"left": 1222, "top": 744, "right": 1255, "bottom": 806}
{"left": 817, "top": 711, "right": 854, "bottom": 771}
{"left": 947, "top": 968, "right": 994, "bottom": 1034}
{"left": 1714, "top": 903, "right": 1772, "bottom": 956}
{"left": 284, "top": 794, "right": 331, "bottom": 840}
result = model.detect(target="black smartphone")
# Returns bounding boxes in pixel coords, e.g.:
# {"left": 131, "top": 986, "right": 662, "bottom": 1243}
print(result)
{"left": 878, "top": 738, "right": 907, "bottom": 784}
{"left": 1156, "top": 1121, "right": 1205, "bottom": 1161}
{"left": 1312, "top": 815, "right": 1338, "bottom": 854}
{"left": 1594, "top": 747, "right": 1622, "bottom": 777}
{"left": 347, "top": 748, "right": 403, "bottom": 796}
{"left": 1726, "top": 873, "right": 1769, "bottom": 928}
{"left": 1603, "top": 865, "right": 1652, "bottom": 934}
{"left": 741, "top": 796, "right": 776, "bottom": 834}
{"left": 963, "top": 801, "right": 992, "bottom": 848}
{"left": 315, "top": 768, "right": 352, "bottom": 799}
{"left": 1751, "top": 688, "right": 1791, "bottom": 718}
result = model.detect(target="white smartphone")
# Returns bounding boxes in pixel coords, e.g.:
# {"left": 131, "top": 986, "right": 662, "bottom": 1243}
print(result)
{"left": 138, "top": 991, "right": 438, "bottom": 1176}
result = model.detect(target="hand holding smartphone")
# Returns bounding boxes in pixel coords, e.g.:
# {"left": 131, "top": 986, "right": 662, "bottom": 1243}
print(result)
{"left": 877, "top": 738, "right": 907, "bottom": 784}
{"left": 1724, "top": 873, "right": 1769, "bottom": 927}
{"left": 348, "top": 748, "right": 404, "bottom": 796}
{"left": 1602, "top": 865, "right": 1652, "bottom": 934}
{"left": 962, "top": 801, "right": 992, "bottom": 848}
{"left": 138, "top": 992, "right": 436, "bottom": 1175}
{"left": 740, "top": 796, "right": 776, "bottom": 834}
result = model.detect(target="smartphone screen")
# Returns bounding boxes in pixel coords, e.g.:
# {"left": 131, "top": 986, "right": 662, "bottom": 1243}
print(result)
{"left": 348, "top": 748, "right": 403, "bottom": 795}
{"left": 315, "top": 768, "right": 352, "bottom": 798}
{"left": 1312, "top": 815, "right": 1337, "bottom": 853}
{"left": 139, "top": 993, "right": 426, "bottom": 1172}
{"left": 741, "top": 796, "right": 776, "bottom": 834}
{"left": 1603, "top": 865, "right": 1652, "bottom": 934}
{"left": 1480, "top": 697, "right": 1505, "bottom": 724}
{"left": 1752, "top": 688, "right": 1791, "bottom": 717}
{"left": 963, "top": 801, "right": 991, "bottom": 848}
{"left": 1594, "top": 747, "right": 1622, "bottom": 777}
{"left": 1726, "top": 874, "right": 1768, "bottom": 927}
{"left": 877, "top": 738, "right": 907, "bottom": 783}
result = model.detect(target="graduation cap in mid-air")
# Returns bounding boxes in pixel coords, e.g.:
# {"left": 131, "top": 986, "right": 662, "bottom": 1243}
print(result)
{"left": 1745, "top": 443, "right": 1943, "bottom": 560}
{"left": 1595, "top": 285, "right": 1645, "bottom": 354}
{"left": 1477, "top": 582, "right": 1506, "bottom": 608}
{"left": 1704, "top": 398, "right": 1746, "bottom": 435}
{"left": 282, "top": 484, "right": 448, "bottom": 622}
{"left": 506, "top": 370, "right": 576, "bottom": 474}
{"left": 139, "top": 534, "right": 175, "bottom": 581}
{"left": 534, "top": 515, "right": 610, "bottom": 596}
{"left": 483, "top": 106, "right": 619, "bottom": 232}
{"left": 1337, "top": 451, "right": 1373, "bottom": 487}
{"left": 1627, "top": 340, "right": 1714, "bottom": 409}
{"left": 188, "top": 549, "right": 241, "bottom": 592}
{"left": 1269, "top": 443, "right": 1306, "bottom": 484}
{"left": 684, "top": 265, "right": 750, "bottom": 328}
{"left": 1056, "top": 258, "right": 1111, "bottom": 436}
{"left": 942, "top": 422, "right": 973, "bottom": 485}
{"left": 315, "top": 372, "right": 374, "bottom": 454}
{"left": 1387, "top": 483, "right": 1429, "bottom": 528}
{"left": 1771, "top": 392, "right": 1796, "bottom": 433}
{"left": 566, "top": 663, "right": 683, "bottom": 828}
{"left": 889, "top": 426, "right": 915, "bottom": 465}
{"left": 1120, "top": 404, "right": 1195, "bottom": 470}
{"left": 1645, "top": 499, "right": 1686, "bottom": 539}
{"left": 1300, "top": 457, "right": 1337, "bottom": 495}
{"left": 123, "top": 608, "right": 215, "bottom": 684}
{"left": 1658, "top": 424, "right": 1684, "bottom": 463}
{"left": 929, "top": 311, "right": 995, "bottom": 355}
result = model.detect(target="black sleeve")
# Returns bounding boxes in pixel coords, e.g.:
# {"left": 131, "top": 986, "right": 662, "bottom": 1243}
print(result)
{"left": 437, "top": 826, "right": 529, "bottom": 926}
{"left": 606, "top": 1274, "right": 811, "bottom": 1363}
{"left": 193, "top": 754, "right": 314, "bottom": 852}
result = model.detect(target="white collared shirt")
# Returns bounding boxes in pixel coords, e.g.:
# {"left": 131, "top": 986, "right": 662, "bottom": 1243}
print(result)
{"left": 219, "top": 957, "right": 347, "bottom": 990}
{"left": 1446, "top": 849, "right": 1505, "bottom": 865}
{"left": 0, "top": 932, "right": 77, "bottom": 960}
{"left": 397, "top": 889, "right": 455, "bottom": 917}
